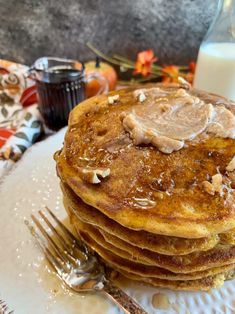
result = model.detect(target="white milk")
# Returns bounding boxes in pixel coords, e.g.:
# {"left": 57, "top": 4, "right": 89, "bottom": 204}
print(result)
{"left": 193, "top": 42, "right": 235, "bottom": 101}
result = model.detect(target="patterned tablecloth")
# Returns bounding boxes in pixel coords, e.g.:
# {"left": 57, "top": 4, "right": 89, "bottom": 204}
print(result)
{"left": 0, "top": 60, "right": 44, "bottom": 178}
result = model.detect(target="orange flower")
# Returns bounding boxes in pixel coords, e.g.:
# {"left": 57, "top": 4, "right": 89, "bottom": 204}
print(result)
{"left": 161, "top": 65, "right": 180, "bottom": 83}
{"left": 183, "top": 61, "right": 196, "bottom": 84}
{"left": 189, "top": 61, "right": 196, "bottom": 74}
{"left": 134, "top": 49, "right": 157, "bottom": 77}
{"left": 183, "top": 72, "right": 194, "bottom": 84}
{"left": 178, "top": 62, "right": 196, "bottom": 84}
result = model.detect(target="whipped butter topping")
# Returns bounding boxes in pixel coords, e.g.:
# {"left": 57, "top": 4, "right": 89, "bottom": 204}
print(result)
{"left": 122, "top": 88, "right": 235, "bottom": 153}
{"left": 207, "top": 106, "right": 235, "bottom": 138}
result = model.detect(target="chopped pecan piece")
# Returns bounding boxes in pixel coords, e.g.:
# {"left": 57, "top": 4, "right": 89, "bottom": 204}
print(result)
{"left": 202, "top": 174, "right": 223, "bottom": 195}
{"left": 212, "top": 174, "right": 223, "bottom": 193}
{"left": 202, "top": 181, "right": 215, "bottom": 195}
{"left": 78, "top": 167, "right": 110, "bottom": 184}
{"left": 108, "top": 95, "right": 119, "bottom": 105}
{"left": 138, "top": 91, "right": 146, "bottom": 103}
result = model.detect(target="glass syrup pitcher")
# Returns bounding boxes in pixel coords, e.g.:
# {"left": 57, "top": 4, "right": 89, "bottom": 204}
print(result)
{"left": 194, "top": 0, "right": 235, "bottom": 101}
{"left": 29, "top": 57, "right": 108, "bottom": 130}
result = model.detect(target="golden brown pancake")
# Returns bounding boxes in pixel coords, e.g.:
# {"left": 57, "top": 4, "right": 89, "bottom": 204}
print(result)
{"left": 55, "top": 84, "right": 235, "bottom": 238}
{"left": 61, "top": 182, "right": 219, "bottom": 255}
{"left": 66, "top": 208, "right": 235, "bottom": 281}
{"left": 117, "top": 270, "right": 232, "bottom": 291}
{"left": 78, "top": 230, "right": 235, "bottom": 291}
{"left": 220, "top": 231, "right": 235, "bottom": 245}
{"left": 66, "top": 206, "right": 235, "bottom": 274}
{"left": 56, "top": 83, "right": 235, "bottom": 291}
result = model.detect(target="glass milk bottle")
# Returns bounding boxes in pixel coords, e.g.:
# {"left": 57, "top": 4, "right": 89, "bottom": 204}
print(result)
{"left": 194, "top": 0, "right": 235, "bottom": 101}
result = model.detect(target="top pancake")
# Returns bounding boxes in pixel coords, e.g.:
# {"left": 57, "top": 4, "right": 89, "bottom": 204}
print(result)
{"left": 55, "top": 83, "right": 235, "bottom": 238}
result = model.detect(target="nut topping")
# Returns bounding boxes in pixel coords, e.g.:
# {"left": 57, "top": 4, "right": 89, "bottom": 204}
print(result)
{"left": 212, "top": 174, "right": 223, "bottom": 193}
{"left": 178, "top": 76, "right": 191, "bottom": 89}
{"left": 133, "top": 89, "right": 147, "bottom": 102}
{"left": 108, "top": 94, "right": 119, "bottom": 105}
{"left": 202, "top": 174, "right": 223, "bottom": 195}
{"left": 78, "top": 167, "right": 110, "bottom": 184}
{"left": 202, "top": 181, "right": 215, "bottom": 195}
{"left": 138, "top": 91, "right": 146, "bottom": 103}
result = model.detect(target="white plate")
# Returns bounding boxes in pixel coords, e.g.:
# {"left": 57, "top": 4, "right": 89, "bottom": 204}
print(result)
{"left": 0, "top": 128, "right": 235, "bottom": 314}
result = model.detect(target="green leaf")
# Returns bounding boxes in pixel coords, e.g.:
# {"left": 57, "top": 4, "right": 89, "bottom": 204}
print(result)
{"left": 1, "top": 107, "right": 8, "bottom": 118}
{"left": 14, "top": 132, "right": 29, "bottom": 141}
{"left": 25, "top": 112, "right": 32, "bottom": 121}
{"left": 0, "top": 92, "right": 14, "bottom": 106}
{"left": 16, "top": 144, "right": 26, "bottom": 153}
{"left": 32, "top": 132, "right": 40, "bottom": 143}
{"left": 30, "top": 120, "right": 40, "bottom": 128}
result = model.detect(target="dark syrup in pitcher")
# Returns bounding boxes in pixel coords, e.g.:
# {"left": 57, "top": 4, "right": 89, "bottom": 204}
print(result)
{"left": 36, "top": 66, "right": 85, "bottom": 130}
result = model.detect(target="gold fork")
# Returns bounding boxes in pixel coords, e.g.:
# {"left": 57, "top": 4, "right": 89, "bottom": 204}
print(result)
{"left": 26, "top": 207, "right": 148, "bottom": 314}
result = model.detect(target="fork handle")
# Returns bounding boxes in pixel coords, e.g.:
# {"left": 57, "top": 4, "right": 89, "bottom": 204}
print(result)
{"left": 103, "top": 281, "right": 148, "bottom": 314}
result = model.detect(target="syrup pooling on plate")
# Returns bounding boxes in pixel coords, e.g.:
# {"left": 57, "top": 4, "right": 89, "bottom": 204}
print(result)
{"left": 151, "top": 293, "right": 171, "bottom": 310}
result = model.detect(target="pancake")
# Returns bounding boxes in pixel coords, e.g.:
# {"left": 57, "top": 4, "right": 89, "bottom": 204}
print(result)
{"left": 118, "top": 270, "right": 233, "bottom": 291}
{"left": 61, "top": 182, "right": 219, "bottom": 255}
{"left": 66, "top": 204, "right": 235, "bottom": 274}
{"left": 220, "top": 231, "right": 235, "bottom": 245}
{"left": 66, "top": 208, "right": 235, "bottom": 281}
{"left": 78, "top": 230, "right": 235, "bottom": 291}
{"left": 56, "top": 83, "right": 235, "bottom": 291}
{"left": 55, "top": 84, "right": 235, "bottom": 238}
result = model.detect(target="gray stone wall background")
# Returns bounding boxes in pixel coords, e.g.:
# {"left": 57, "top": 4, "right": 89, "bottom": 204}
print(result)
{"left": 0, "top": 0, "right": 217, "bottom": 66}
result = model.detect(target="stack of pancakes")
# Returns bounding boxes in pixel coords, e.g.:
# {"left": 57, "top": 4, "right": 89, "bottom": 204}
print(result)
{"left": 55, "top": 84, "right": 235, "bottom": 291}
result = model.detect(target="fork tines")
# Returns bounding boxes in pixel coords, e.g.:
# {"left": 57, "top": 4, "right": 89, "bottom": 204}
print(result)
{"left": 0, "top": 299, "right": 13, "bottom": 314}
{"left": 25, "top": 207, "right": 88, "bottom": 275}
